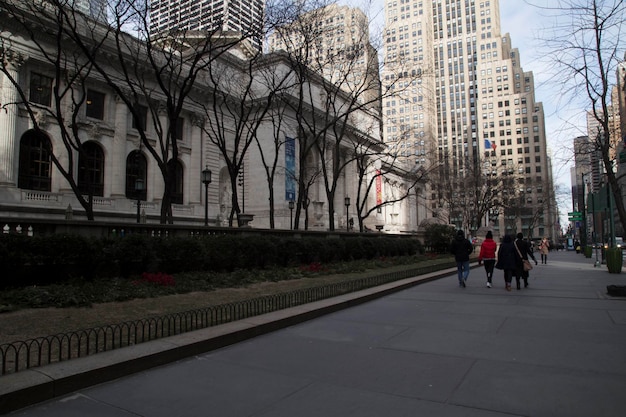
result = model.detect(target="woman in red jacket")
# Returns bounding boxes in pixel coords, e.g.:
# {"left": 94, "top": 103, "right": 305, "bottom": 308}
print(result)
{"left": 478, "top": 231, "right": 497, "bottom": 288}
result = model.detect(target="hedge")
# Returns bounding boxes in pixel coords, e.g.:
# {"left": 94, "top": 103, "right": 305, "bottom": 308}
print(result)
{"left": 1, "top": 233, "right": 423, "bottom": 288}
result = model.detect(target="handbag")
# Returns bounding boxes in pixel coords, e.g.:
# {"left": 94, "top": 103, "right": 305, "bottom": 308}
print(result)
{"left": 515, "top": 241, "right": 533, "bottom": 271}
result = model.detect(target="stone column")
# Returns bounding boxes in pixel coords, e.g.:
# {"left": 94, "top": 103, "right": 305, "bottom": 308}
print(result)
{"left": 152, "top": 104, "right": 168, "bottom": 202}
{"left": 0, "top": 51, "right": 24, "bottom": 185}
{"left": 188, "top": 114, "right": 204, "bottom": 205}
{"left": 110, "top": 95, "right": 129, "bottom": 197}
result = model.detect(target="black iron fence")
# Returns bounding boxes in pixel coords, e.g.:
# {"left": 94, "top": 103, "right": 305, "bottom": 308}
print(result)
{"left": 0, "top": 262, "right": 453, "bottom": 376}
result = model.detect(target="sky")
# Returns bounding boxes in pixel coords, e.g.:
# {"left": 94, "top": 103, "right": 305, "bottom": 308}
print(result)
{"left": 499, "top": 1, "right": 584, "bottom": 192}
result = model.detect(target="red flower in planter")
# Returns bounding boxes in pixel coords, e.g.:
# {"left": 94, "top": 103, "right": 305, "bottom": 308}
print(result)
{"left": 138, "top": 272, "right": 176, "bottom": 286}
{"left": 300, "top": 262, "right": 324, "bottom": 273}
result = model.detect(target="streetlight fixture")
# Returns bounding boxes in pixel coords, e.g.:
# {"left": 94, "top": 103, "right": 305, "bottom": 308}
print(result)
{"left": 134, "top": 177, "right": 145, "bottom": 223}
{"left": 588, "top": 180, "right": 601, "bottom": 267}
{"left": 201, "top": 165, "right": 212, "bottom": 227}
{"left": 288, "top": 200, "right": 295, "bottom": 230}
{"left": 344, "top": 196, "right": 350, "bottom": 232}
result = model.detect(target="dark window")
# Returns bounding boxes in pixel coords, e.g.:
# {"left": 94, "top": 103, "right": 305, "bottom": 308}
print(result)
{"left": 86, "top": 90, "right": 105, "bottom": 120}
{"left": 29, "top": 72, "right": 53, "bottom": 106}
{"left": 18, "top": 130, "right": 52, "bottom": 191}
{"left": 132, "top": 104, "right": 148, "bottom": 130}
{"left": 168, "top": 159, "right": 184, "bottom": 204}
{"left": 125, "top": 151, "right": 147, "bottom": 200}
{"left": 78, "top": 142, "right": 104, "bottom": 196}
{"left": 175, "top": 117, "right": 184, "bottom": 141}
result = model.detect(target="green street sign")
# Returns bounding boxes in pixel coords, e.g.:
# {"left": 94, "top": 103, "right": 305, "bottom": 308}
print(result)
{"left": 569, "top": 217, "right": 582, "bottom": 221}
{"left": 568, "top": 211, "right": 582, "bottom": 216}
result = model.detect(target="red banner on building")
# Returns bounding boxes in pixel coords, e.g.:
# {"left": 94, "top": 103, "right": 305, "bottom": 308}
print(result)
{"left": 376, "top": 170, "right": 382, "bottom": 205}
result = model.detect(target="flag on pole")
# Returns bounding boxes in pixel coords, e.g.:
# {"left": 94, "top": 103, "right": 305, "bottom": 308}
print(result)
{"left": 484, "top": 139, "right": 491, "bottom": 149}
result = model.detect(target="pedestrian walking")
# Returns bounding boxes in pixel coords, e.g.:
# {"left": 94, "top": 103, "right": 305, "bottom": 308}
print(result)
{"left": 514, "top": 233, "right": 538, "bottom": 289}
{"left": 539, "top": 237, "right": 550, "bottom": 264}
{"left": 495, "top": 234, "right": 519, "bottom": 291}
{"left": 450, "top": 229, "right": 473, "bottom": 287}
{"left": 478, "top": 231, "right": 497, "bottom": 288}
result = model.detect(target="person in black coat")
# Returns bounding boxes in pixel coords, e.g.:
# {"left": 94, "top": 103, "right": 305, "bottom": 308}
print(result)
{"left": 514, "top": 233, "right": 538, "bottom": 289}
{"left": 450, "top": 229, "right": 474, "bottom": 287}
{"left": 496, "top": 234, "right": 520, "bottom": 291}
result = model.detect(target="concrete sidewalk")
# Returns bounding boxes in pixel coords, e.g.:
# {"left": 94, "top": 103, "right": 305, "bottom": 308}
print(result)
{"left": 4, "top": 250, "right": 626, "bottom": 417}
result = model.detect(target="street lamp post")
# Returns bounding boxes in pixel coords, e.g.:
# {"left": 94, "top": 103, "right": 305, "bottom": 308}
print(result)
{"left": 344, "top": 197, "right": 350, "bottom": 232}
{"left": 288, "top": 200, "right": 294, "bottom": 230}
{"left": 134, "top": 178, "right": 145, "bottom": 224}
{"left": 590, "top": 187, "right": 601, "bottom": 267}
{"left": 201, "top": 166, "right": 212, "bottom": 227}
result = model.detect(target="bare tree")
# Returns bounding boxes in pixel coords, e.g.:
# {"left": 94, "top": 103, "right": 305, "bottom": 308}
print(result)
{"left": 266, "top": 1, "right": 332, "bottom": 230}
{"left": 197, "top": 50, "right": 292, "bottom": 227}
{"left": 0, "top": 0, "right": 110, "bottom": 220}
{"left": 432, "top": 153, "right": 520, "bottom": 234}
{"left": 350, "top": 135, "right": 438, "bottom": 232}
{"left": 252, "top": 89, "right": 291, "bottom": 229}
{"left": 270, "top": 1, "right": 424, "bottom": 231}
{"left": 537, "top": 0, "right": 626, "bottom": 240}
{"left": 28, "top": 0, "right": 259, "bottom": 224}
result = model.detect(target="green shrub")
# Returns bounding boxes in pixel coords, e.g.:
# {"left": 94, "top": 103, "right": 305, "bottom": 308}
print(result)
{"left": 113, "top": 234, "right": 157, "bottom": 277}
{"left": 0, "top": 234, "right": 106, "bottom": 287}
{"left": 0, "top": 233, "right": 427, "bottom": 289}
{"left": 153, "top": 237, "right": 206, "bottom": 273}
{"left": 424, "top": 224, "right": 456, "bottom": 253}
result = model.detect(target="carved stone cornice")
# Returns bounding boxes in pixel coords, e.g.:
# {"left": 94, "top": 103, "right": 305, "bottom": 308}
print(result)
{"left": 1, "top": 48, "right": 26, "bottom": 71}
{"left": 190, "top": 113, "right": 206, "bottom": 128}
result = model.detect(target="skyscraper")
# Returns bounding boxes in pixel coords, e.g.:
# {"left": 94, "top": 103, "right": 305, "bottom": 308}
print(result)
{"left": 74, "top": 0, "right": 107, "bottom": 21}
{"left": 149, "top": 0, "right": 265, "bottom": 48}
{"left": 268, "top": 4, "right": 381, "bottom": 113}
{"left": 382, "top": 0, "right": 555, "bottom": 239}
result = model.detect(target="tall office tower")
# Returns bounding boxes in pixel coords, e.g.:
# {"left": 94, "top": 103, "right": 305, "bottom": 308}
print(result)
{"left": 618, "top": 55, "right": 626, "bottom": 153}
{"left": 586, "top": 110, "right": 606, "bottom": 191}
{"left": 617, "top": 55, "right": 626, "bottom": 182}
{"left": 268, "top": 4, "right": 381, "bottom": 114}
{"left": 572, "top": 135, "right": 592, "bottom": 241}
{"left": 73, "top": 0, "right": 107, "bottom": 21}
{"left": 149, "top": 0, "right": 265, "bottom": 48}
{"left": 382, "top": 0, "right": 554, "bottom": 238}
{"left": 609, "top": 86, "right": 622, "bottom": 164}
{"left": 586, "top": 92, "right": 622, "bottom": 184}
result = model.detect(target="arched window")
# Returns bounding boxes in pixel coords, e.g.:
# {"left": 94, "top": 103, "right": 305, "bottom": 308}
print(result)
{"left": 168, "top": 159, "right": 184, "bottom": 204}
{"left": 126, "top": 151, "right": 147, "bottom": 200}
{"left": 78, "top": 142, "right": 104, "bottom": 196}
{"left": 18, "top": 130, "right": 52, "bottom": 191}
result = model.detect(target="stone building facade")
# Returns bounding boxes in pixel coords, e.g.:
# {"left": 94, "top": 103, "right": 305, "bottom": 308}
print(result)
{"left": 0, "top": 2, "right": 417, "bottom": 233}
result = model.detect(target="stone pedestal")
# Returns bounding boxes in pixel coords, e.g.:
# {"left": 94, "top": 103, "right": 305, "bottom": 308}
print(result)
{"left": 239, "top": 213, "right": 254, "bottom": 228}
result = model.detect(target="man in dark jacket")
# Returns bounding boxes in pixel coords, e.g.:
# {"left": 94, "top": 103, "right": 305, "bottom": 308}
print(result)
{"left": 450, "top": 229, "right": 473, "bottom": 287}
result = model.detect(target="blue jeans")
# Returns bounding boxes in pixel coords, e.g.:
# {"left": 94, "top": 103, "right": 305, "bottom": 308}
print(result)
{"left": 457, "top": 261, "right": 470, "bottom": 283}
